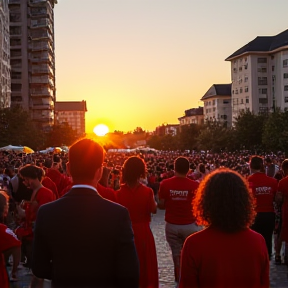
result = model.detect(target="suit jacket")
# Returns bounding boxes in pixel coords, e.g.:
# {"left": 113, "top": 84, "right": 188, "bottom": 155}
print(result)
{"left": 32, "top": 187, "right": 139, "bottom": 288}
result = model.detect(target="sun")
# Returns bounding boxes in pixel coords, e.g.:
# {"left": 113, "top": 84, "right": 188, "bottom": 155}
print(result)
{"left": 93, "top": 124, "right": 109, "bottom": 136}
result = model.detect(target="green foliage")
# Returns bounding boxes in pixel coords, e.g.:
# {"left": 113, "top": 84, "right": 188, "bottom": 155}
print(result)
{"left": 0, "top": 106, "right": 45, "bottom": 150}
{"left": 233, "top": 110, "right": 267, "bottom": 150}
{"left": 44, "top": 122, "right": 79, "bottom": 148}
{"left": 178, "top": 124, "right": 202, "bottom": 151}
{"left": 196, "top": 120, "right": 234, "bottom": 152}
{"left": 262, "top": 109, "right": 288, "bottom": 153}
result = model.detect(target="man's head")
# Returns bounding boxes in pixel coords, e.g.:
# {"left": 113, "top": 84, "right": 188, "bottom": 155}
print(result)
{"left": 249, "top": 155, "right": 264, "bottom": 172}
{"left": 67, "top": 138, "right": 105, "bottom": 183}
{"left": 174, "top": 157, "right": 190, "bottom": 176}
{"left": 281, "top": 159, "right": 288, "bottom": 174}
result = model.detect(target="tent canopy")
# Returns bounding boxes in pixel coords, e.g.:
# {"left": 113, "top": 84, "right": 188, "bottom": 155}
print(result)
{"left": 0, "top": 145, "right": 34, "bottom": 154}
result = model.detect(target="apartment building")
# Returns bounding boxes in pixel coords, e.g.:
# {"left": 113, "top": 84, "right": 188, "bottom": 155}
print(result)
{"left": 225, "top": 29, "right": 288, "bottom": 119}
{"left": 55, "top": 100, "right": 87, "bottom": 137}
{"left": 9, "top": 0, "right": 57, "bottom": 130}
{"left": 0, "top": 0, "right": 10, "bottom": 108}
{"left": 178, "top": 106, "right": 204, "bottom": 127}
{"left": 201, "top": 84, "right": 232, "bottom": 126}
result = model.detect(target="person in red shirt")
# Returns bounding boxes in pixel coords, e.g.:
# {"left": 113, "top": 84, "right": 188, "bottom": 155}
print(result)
{"left": 116, "top": 156, "right": 158, "bottom": 288}
{"left": 247, "top": 155, "right": 278, "bottom": 259}
{"left": 15, "top": 165, "right": 55, "bottom": 274}
{"left": 179, "top": 168, "right": 269, "bottom": 288}
{"left": 0, "top": 191, "right": 21, "bottom": 288}
{"left": 158, "top": 156, "right": 202, "bottom": 283}
{"left": 276, "top": 159, "right": 288, "bottom": 264}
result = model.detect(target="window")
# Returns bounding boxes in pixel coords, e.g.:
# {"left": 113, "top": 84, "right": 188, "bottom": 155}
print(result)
{"left": 239, "top": 67, "right": 242, "bottom": 72}
{"left": 283, "top": 59, "right": 288, "bottom": 67}
{"left": 284, "top": 85, "right": 288, "bottom": 91}
{"left": 220, "top": 115, "right": 227, "bottom": 120}
{"left": 259, "top": 88, "right": 267, "bottom": 94}
{"left": 240, "top": 99, "right": 243, "bottom": 104}
{"left": 258, "top": 67, "right": 267, "bottom": 73}
{"left": 235, "top": 89, "right": 238, "bottom": 94}
{"left": 272, "top": 66, "right": 275, "bottom": 72}
{"left": 245, "top": 86, "right": 249, "bottom": 92}
{"left": 233, "top": 68, "right": 237, "bottom": 73}
{"left": 258, "top": 58, "right": 267, "bottom": 63}
{"left": 259, "top": 98, "right": 268, "bottom": 104}
{"left": 258, "top": 77, "right": 267, "bottom": 85}
{"left": 246, "top": 97, "right": 249, "bottom": 104}
{"left": 284, "top": 73, "right": 288, "bottom": 79}
{"left": 285, "top": 97, "right": 288, "bottom": 103}
{"left": 223, "top": 100, "right": 230, "bottom": 104}
{"left": 213, "top": 100, "right": 215, "bottom": 105}
{"left": 244, "top": 76, "right": 248, "bottom": 82}
{"left": 240, "top": 88, "right": 243, "bottom": 93}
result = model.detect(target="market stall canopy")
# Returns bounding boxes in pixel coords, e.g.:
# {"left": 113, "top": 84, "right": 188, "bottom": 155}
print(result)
{"left": 0, "top": 145, "right": 34, "bottom": 154}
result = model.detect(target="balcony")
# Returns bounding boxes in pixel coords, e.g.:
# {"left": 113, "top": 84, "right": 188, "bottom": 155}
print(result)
{"left": 31, "top": 104, "right": 54, "bottom": 110}
{"left": 9, "top": 0, "right": 21, "bottom": 4}
{"left": 29, "top": 0, "right": 47, "bottom": 5}
{"left": 31, "top": 65, "right": 54, "bottom": 75}
{"left": 30, "top": 87, "right": 54, "bottom": 97}
{"left": 30, "top": 19, "right": 52, "bottom": 31}
{"left": 30, "top": 41, "right": 53, "bottom": 52}
{"left": 29, "top": 30, "right": 53, "bottom": 41}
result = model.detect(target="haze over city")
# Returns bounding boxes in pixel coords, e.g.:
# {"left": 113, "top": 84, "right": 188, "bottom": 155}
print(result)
{"left": 54, "top": 0, "right": 288, "bottom": 134}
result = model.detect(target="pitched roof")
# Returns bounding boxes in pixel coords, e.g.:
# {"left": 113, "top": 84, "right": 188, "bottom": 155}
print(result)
{"left": 201, "top": 84, "right": 231, "bottom": 100}
{"left": 55, "top": 101, "right": 87, "bottom": 112}
{"left": 226, "top": 29, "right": 288, "bottom": 60}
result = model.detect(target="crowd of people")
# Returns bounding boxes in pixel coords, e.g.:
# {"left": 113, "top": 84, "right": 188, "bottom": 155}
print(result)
{"left": 0, "top": 141, "right": 287, "bottom": 288}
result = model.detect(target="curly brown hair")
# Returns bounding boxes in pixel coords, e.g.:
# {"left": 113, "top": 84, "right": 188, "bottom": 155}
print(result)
{"left": 193, "top": 168, "right": 256, "bottom": 233}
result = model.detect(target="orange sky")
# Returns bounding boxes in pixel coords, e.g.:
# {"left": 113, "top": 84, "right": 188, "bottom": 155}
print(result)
{"left": 54, "top": 0, "right": 288, "bottom": 133}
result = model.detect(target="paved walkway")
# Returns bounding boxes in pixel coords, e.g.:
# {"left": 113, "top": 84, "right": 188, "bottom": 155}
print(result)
{"left": 8, "top": 209, "right": 288, "bottom": 288}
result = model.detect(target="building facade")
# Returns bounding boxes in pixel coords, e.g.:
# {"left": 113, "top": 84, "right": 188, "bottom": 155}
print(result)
{"left": 178, "top": 106, "right": 204, "bottom": 127}
{"left": 226, "top": 29, "right": 288, "bottom": 119}
{"left": 201, "top": 84, "right": 232, "bottom": 126}
{"left": 0, "top": 0, "right": 10, "bottom": 108}
{"left": 55, "top": 100, "right": 87, "bottom": 137}
{"left": 9, "top": 0, "right": 57, "bottom": 130}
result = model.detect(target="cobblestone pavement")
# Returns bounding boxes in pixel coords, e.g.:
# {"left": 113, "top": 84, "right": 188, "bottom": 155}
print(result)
{"left": 9, "top": 208, "right": 288, "bottom": 288}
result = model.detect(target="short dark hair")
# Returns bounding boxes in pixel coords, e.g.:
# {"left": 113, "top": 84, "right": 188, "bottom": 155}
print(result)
{"left": 121, "top": 156, "right": 146, "bottom": 185}
{"left": 174, "top": 157, "right": 190, "bottom": 175}
{"left": 68, "top": 138, "right": 104, "bottom": 182}
{"left": 249, "top": 155, "right": 264, "bottom": 171}
{"left": 19, "top": 165, "right": 44, "bottom": 181}
{"left": 193, "top": 168, "right": 256, "bottom": 233}
{"left": 281, "top": 159, "right": 288, "bottom": 171}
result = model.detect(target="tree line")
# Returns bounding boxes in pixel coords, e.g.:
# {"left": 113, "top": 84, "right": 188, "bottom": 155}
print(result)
{"left": 2, "top": 106, "right": 288, "bottom": 154}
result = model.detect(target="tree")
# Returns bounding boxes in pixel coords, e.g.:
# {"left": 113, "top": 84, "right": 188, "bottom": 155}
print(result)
{"left": 0, "top": 105, "right": 45, "bottom": 149}
{"left": 177, "top": 124, "right": 202, "bottom": 151}
{"left": 233, "top": 110, "right": 266, "bottom": 150}
{"left": 262, "top": 109, "right": 288, "bottom": 153}
{"left": 196, "top": 120, "right": 234, "bottom": 152}
{"left": 45, "top": 122, "right": 79, "bottom": 148}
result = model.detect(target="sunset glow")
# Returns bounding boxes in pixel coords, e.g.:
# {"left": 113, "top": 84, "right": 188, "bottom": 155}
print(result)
{"left": 93, "top": 124, "right": 109, "bottom": 137}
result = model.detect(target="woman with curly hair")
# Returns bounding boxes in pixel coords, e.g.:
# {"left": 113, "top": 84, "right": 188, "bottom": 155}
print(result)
{"left": 179, "top": 168, "right": 269, "bottom": 288}
{"left": 116, "top": 156, "right": 158, "bottom": 288}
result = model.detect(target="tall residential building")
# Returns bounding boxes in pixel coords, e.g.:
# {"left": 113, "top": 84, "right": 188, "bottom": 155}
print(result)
{"left": 0, "top": 0, "right": 10, "bottom": 108}
{"left": 225, "top": 29, "right": 288, "bottom": 120}
{"left": 9, "top": 0, "right": 57, "bottom": 130}
{"left": 201, "top": 84, "right": 232, "bottom": 126}
{"left": 55, "top": 101, "right": 87, "bottom": 137}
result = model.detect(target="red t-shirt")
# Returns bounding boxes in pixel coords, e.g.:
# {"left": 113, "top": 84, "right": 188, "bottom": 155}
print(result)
{"left": 42, "top": 176, "right": 59, "bottom": 199}
{"left": 247, "top": 173, "right": 277, "bottom": 213}
{"left": 0, "top": 224, "right": 21, "bottom": 288}
{"left": 158, "top": 176, "right": 199, "bottom": 224}
{"left": 97, "top": 183, "right": 116, "bottom": 202}
{"left": 179, "top": 227, "right": 269, "bottom": 288}
{"left": 278, "top": 176, "right": 288, "bottom": 241}
{"left": 116, "top": 183, "right": 156, "bottom": 224}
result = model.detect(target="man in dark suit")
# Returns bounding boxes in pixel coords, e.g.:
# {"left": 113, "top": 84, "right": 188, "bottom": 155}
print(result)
{"left": 32, "top": 138, "right": 139, "bottom": 288}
